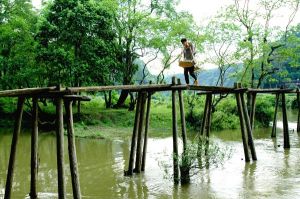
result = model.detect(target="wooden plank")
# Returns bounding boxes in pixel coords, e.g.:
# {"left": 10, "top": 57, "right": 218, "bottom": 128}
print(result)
{"left": 30, "top": 97, "right": 38, "bottom": 199}
{"left": 64, "top": 100, "right": 81, "bottom": 199}
{"left": 248, "top": 88, "right": 294, "bottom": 93}
{"left": 4, "top": 97, "right": 25, "bottom": 199}
{"left": 0, "top": 87, "right": 56, "bottom": 97}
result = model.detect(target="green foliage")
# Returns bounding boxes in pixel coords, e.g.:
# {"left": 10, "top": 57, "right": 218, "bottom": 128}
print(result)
{"left": 35, "top": 0, "right": 121, "bottom": 87}
{"left": 255, "top": 96, "right": 274, "bottom": 127}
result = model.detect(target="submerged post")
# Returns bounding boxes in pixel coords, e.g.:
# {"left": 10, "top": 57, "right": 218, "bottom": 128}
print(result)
{"left": 200, "top": 93, "right": 210, "bottom": 136}
{"left": 64, "top": 99, "right": 81, "bottom": 199}
{"left": 297, "top": 89, "right": 300, "bottom": 132}
{"left": 4, "top": 97, "right": 25, "bottom": 199}
{"left": 172, "top": 77, "right": 179, "bottom": 183}
{"left": 177, "top": 79, "right": 187, "bottom": 151}
{"left": 135, "top": 92, "right": 147, "bottom": 173}
{"left": 281, "top": 92, "right": 290, "bottom": 148}
{"left": 240, "top": 93, "right": 257, "bottom": 160}
{"left": 271, "top": 93, "right": 280, "bottom": 138}
{"left": 234, "top": 83, "right": 250, "bottom": 162}
{"left": 249, "top": 93, "right": 257, "bottom": 130}
{"left": 30, "top": 97, "right": 39, "bottom": 199}
{"left": 141, "top": 92, "right": 152, "bottom": 171}
{"left": 56, "top": 98, "right": 65, "bottom": 198}
{"left": 125, "top": 92, "right": 142, "bottom": 176}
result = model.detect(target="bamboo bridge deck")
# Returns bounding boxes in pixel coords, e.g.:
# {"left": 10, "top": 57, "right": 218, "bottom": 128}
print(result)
{"left": 0, "top": 78, "right": 299, "bottom": 199}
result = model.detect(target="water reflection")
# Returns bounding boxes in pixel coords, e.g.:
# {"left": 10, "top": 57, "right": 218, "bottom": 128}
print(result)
{"left": 1, "top": 110, "right": 300, "bottom": 198}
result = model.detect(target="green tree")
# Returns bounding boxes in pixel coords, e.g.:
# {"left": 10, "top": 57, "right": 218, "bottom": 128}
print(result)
{"left": 36, "top": 0, "right": 121, "bottom": 88}
{"left": 0, "top": 0, "right": 38, "bottom": 89}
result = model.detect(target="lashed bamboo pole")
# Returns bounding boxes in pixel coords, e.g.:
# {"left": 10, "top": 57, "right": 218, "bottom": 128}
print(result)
{"left": 234, "top": 84, "right": 250, "bottom": 162}
{"left": 141, "top": 92, "right": 152, "bottom": 171}
{"left": 297, "top": 89, "right": 300, "bottom": 132}
{"left": 134, "top": 92, "right": 147, "bottom": 173}
{"left": 171, "top": 77, "right": 179, "bottom": 183}
{"left": 64, "top": 100, "right": 81, "bottom": 199}
{"left": 281, "top": 92, "right": 290, "bottom": 148}
{"left": 249, "top": 93, "right": 257, "bottom": 130}
{"left": 125, "top": 92, "right": 142, "bottom": 176}
{"left": 56, "top": 98, "right": 65, "bottom": 198}
{"left": 177, "top": 79, "right": 187, "bottom": 151}
{"left": 4, "top": 97, "right": 25, "bottom": 199}
{"left": 240, "top": 93, "right": 257, "bottom": 161}
{"left": 271, "top": 93, "right": 280, "bottom": 138}
{"left": 30, "top": 97, "right": 38, "bottom": 199}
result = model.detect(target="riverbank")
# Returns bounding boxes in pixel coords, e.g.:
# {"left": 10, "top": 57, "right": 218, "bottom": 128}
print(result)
{"left": 0, "top": 93, "right": 298, "bottom": 139}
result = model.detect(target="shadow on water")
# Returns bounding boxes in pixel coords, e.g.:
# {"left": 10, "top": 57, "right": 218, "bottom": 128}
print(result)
{"left": 1, "top": 110, "right": 300, "bottom": 198}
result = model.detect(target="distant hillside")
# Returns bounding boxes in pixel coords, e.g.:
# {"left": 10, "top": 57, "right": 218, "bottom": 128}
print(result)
{"left": 165, "top": 67, "right": 238, "bottom": 86}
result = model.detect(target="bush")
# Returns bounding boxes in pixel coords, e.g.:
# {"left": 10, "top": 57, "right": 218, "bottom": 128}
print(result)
{"left": 255, "top": 96, "right": 274, "bottom": 127}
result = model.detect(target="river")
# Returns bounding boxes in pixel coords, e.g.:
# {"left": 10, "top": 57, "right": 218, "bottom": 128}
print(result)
{"left": 1, "top": 110, "right": 300, "bottom": 198}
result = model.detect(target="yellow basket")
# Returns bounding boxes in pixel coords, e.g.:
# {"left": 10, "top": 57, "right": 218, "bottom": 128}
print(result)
{"left": 179, "top": 60, "right": 194, "bottom": 68}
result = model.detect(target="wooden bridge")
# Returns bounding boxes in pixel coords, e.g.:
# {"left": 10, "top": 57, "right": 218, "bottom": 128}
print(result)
{"left": 0, "top": 77, "right": 300, "bottom": 199}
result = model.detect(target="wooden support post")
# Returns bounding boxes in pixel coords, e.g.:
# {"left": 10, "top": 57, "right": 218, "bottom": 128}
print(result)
{"left": 56, "top": 98, "right": 65, "bottom": 198}
{"left": 200, "top": 93, "right": 210, "bottom": 136}
{"left": 177, "top": 79, "right": 187, "bottom": 151}
{"left": 134, "top": 92, "right": 147, "bottom": 173}
{"left": 141, "top": 92, "right": 152, "bottom": 171}
{"left": 30, "top": 97, "right": 38, "bottom": 199}
{"left": 249, "top": 93, "right": 257, "bottom": 130}
{"left": 297, "top": 89, "right": 300, "bottom": 132}
{"left": 271, "top": 93, "right": 279, "bottom": 138}
{"left": 281, "top": 92, "right": 290, "bottom": 148}
{"left": 205, "top": 93, "right": 213, "bottom": 138}
{"left": 64, "top": 100, "right": 81, "bottom": 199}
{"left": 172, "top": 77, "right": 179, "bottom": 183}
{"left": 240, "top": 93, "right": 257, "bottom": 161}
{"left": 4, "top": 97, "right": 25, "bottom": 199}
{"left": 234, "top": 83, "right": 250, "bottom": 162}
{"left": 125, "top": 92, "right": 142, "bottom": 176}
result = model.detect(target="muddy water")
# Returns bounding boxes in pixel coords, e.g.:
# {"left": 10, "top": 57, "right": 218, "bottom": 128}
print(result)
{"left": 1, "top": 110, "right": 300, "bottom": 198}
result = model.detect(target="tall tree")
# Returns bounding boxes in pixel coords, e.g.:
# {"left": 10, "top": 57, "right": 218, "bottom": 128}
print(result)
{"left": 36, "top": 0, "right": 121, "bottom": 87}
{"left": 0, "top": 0, "right": 38, "bottom": 89}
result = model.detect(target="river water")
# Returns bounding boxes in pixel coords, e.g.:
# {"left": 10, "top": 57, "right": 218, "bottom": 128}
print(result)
{"left": 1, "top": 111, "right": 300, "bottom": 199}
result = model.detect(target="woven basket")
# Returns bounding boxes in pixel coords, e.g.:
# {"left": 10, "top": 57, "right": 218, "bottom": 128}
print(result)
{"left": 179, "top": 60, "right": 194, "bottom": 68}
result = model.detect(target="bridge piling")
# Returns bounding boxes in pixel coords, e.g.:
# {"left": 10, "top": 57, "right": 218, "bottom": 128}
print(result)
{"left": 171, "top": 77, "right": 179, "bottom": 184}
{"left": 240, "top": 93, "right": 257, "bottom": 160}
{"left": 125, "top": 92, "right": 142, "bottom": 176}
{"left": 141, "top": 92, "right": 152, "bottom": 171}
{"left": 64, "top": 99, "right": 81, "bottom": 199}
{"left": 4, "top": 97, "right": 25, "bottom": 199}
{"left": 134, "top": 92, "right": 147, "bottom": 173}
{"left": 297, "top": 89, "right": 300, "bottom": 133}
{"left": 281, "top": 92, "right": 290, "bottom": 148}
{"left": 177, "top": 79, "right": 187, "bottom": 151}
{"left": 30, "top": 97, "right": 39, "bottom": 199}
{"left": 271, "top": 93, "right": 280, "bottom": 138}
{"left": 235, "top": 84, "right": 250, "bottom": 162}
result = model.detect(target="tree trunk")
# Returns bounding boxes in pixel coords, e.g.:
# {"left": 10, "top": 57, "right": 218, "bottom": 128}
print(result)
{"left": 115, "top": 90, "right": 129, "bottom": 107}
